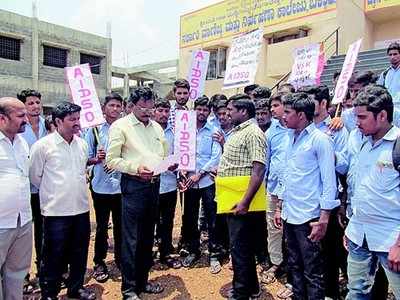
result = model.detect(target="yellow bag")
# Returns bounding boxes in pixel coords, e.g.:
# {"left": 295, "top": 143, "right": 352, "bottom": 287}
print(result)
{"left": 215, "top": 176, "right": 268, "bottom": 214}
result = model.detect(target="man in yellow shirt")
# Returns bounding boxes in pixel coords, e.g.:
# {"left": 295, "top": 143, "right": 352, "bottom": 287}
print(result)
{"left": 106, "top": 87, "right": 167, "bottom": 300}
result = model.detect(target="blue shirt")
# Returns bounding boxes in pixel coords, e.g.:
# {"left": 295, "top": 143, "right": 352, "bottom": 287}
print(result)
{"left": 315, "top": 116, "right": 348, "bottom": 153}
{"left": 282, "top": 123, "right": 338, "bottom": 224}
{"left": 378, "top": 65, "right": 400, "bottom": 108}
{"left": 19, "top": 116, "right": 47, "bottom": 193}
{"left": 342, "top": 107, "right": 400, "bottom": 132}
{"left": 336, "top": 128, "right": 365, "bottom": 218}
{"left": 265, "top": 118, "right": 289, "bottom": 199}
{"left": 160, "top": 126, "right": 177, "bottom": 194}
{"left": 188, "top": 122, "right": 222, "bottom": 189}
{"left": 208, "top": 114, "right": 220, "bottom": 129}
{"left": 86, "top": 123, "right": 121, "bottom": 194}
{"left": 345, "top": 126, "right": 400, "bottom": 252}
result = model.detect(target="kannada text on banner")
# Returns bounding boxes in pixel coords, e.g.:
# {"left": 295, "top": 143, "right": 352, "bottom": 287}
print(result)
{"left": 365, "top": 0, "right": 400, "bottom": 11}
{"left": 180, "top": 0, "right": 336, "bottom": 48}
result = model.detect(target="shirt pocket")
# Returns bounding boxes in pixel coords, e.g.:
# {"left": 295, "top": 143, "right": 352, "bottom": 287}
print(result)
{"left": 198, "top": 134, "right": 213, "bottom": 156}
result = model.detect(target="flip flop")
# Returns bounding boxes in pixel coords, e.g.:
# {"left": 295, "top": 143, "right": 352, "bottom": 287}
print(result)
{"left": 210, "top": 259, "right": 222, "bottom": 274}
{"left": 260, "top": 265, "right": 279, "bottom": 284}
{"left": 277, "top": 284, "right": 293, "bottom": 299}
{"left": 93, "top": 264, "right": 109, "bottom": 283}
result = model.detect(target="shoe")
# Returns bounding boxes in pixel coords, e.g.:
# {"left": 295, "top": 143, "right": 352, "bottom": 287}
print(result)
{"left": 124, "top": 293, "right": 141, "bottom": 300}
{"left": 143, "top": 282, "right": 163, "bottom": 294}
{"left": 40, "top": 297, "right": 58, "bottom": 300}
{"left": 209, "top": 258, "right": 222, "bottom": 274}
{"left": 93, "top": 263, "right": 109, "bottom": 283}
{"left": 68, "top": 288, "right": 96, "bottom": 300}
{"left": 179, "top": 248, "right": 189, "bottom": 257}
{"left": 182, "top": 253, "right": 199, "bottom": 268}
{"left": 227, "top": 287, "right": 262, "bottom": 299}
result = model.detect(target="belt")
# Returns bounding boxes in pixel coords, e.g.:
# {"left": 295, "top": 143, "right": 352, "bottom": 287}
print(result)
{"left": 126, "top": 174, "right": 160, "bottom": 183}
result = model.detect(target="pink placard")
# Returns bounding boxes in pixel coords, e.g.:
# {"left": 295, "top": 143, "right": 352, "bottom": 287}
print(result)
{"left": 187, "top": 50, "right": 210, "bottom": 101}
{"left": 64, "top": 64, "right": 105, "bottom": 128}
{"left": 332, "top": 39, "right": 363, "bottom": 105}
{"left": 174, "top": 110, "right": 197, "bottom": 171}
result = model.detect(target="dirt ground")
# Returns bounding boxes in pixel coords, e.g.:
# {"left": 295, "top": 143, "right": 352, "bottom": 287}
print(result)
{"left": 24, "top": 195, "right": 288, "bottom": 300}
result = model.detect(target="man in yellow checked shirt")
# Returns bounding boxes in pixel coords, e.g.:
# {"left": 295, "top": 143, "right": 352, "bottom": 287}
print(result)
{"left": 217, "top": 94, "right": 267, "bottom": 300}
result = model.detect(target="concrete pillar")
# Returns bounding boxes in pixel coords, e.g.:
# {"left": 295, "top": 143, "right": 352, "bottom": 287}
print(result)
{"left": 31, "top": 1, "right": 39, "bottom": 90}
{"left": 106, "top": 22, "right": 112, "bottom": 93}
{"left": 123, "top": 73, "right": 129, "bottom": 98}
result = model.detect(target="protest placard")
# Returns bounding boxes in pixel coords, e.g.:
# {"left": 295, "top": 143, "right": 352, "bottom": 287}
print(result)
{"left": 187, "top": 50, "right": 210, "bottom": 101}
{"left": 288, "top": 43, "right": 325, "bottom": 89}
{"left": 64, "top": 63, "right": 105, "bottom": 128}
{"left": 223, "top": 28, "right": 263, "bottom": 90}
{"left": 174, "top": 110, "right": 197, "bottom": 171}
{"left": 332, "top": 39, "right": 363, "bottom": 105}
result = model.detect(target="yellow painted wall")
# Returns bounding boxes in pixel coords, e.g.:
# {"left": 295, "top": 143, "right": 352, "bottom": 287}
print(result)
{"left": 179, "top": 0, "right": 400, "bottom": 97}
{"left": 373, "top": 19, "right": 400, "bottom": 44}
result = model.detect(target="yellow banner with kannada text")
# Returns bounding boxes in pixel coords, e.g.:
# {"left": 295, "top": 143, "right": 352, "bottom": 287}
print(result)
{"left": 365, "top": 0, "right": 400, "bottom": 12}
{"left": 180, "top": 0, "right": 337, "bottom": 48}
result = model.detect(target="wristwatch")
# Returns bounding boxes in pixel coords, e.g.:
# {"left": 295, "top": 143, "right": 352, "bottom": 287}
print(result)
{"left": 199, "top": 169, "right": 207, "bottom": 176}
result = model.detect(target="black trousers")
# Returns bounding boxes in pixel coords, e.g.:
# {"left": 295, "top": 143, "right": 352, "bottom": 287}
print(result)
{"left": 120, "top": 175, "right": 159, "bottom": 298}
{"left": 182, "top": 184, "right": 217, "bottom": 256}
{"left": 253, "top": 211, "right": 269, "bottom": 264}
{"left": 284, "top": 221, "right": 325, "bottom": 300}
{"left": 31, "top": 193, "right": 43, "bottom": 276}
{"left": 227, "top": 213, "right": 260, "bottom": 300}
{"left": 157, "top": 190, "right": 177, "bottom": 259}
{"left": 40, "top": 212, "right": 90, "bottom": 298}
{"left": 92, "top": 192, "right": 122, "bottom": 267}
{"left": 322, "top": 208, "right": 347, "bottom": 299}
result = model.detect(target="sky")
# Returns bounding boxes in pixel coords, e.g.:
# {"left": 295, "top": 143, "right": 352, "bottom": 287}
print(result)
{"left": 0, "top": 0, "right": 219, "bottom": 67}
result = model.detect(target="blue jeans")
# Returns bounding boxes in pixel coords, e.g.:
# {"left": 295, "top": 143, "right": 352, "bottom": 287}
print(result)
{"left": 347, "top": 238, "right": 400, "bottom": 300}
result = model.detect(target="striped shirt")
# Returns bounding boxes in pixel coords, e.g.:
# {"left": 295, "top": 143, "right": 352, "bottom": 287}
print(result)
{"left": 218, "top": 118, "right": 267, "bottom": 177}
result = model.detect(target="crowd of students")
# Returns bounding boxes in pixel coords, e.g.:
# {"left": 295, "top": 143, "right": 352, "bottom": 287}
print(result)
{"left": 0, "top": 42, "right": 399, "bottom": 300}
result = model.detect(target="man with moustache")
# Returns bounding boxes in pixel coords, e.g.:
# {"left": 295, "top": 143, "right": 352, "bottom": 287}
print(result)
{"left": 107, "top": 87, "right": 167, "bottom": 300}
{"left": 30, "top": 102, "right": 95, "bottom": 300}
{"left": 86, "top": 92, "right": 124, "bottom": 282}
{"left": 179, "top": 96, "right": 222, "bottom": 269}
{"left": 17, "top": 89, "right": 48, "bottom": 291}
{"left": 0, "top": 97, "right": 32, "bottom": 300}
{"left": 168, "top": 79, "right": 190, "bottom": 130}
{"left": 218, "top": 94, "right": 267, "bottom": 300}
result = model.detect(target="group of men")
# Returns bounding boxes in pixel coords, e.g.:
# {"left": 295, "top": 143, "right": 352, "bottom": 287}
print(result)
{"left": 0, "top": 42, "right": 400, "bottom": 300}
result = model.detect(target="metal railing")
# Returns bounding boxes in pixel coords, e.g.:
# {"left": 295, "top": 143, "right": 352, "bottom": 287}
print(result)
{"left": 270, "top": 27, "right": 340, "bottom": 93}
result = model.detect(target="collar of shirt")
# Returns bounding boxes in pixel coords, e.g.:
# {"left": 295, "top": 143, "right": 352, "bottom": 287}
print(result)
{"left": 366, "top": 125, "right": 398, "bottom": 149}
{"left": 53, "top": 130, "right": 79, "bottom": 145}
{"left": 315, "top": 116, "right": 331, "bottom": 129}
{"left": 0, "top": 130, "right": 24, "bottom": 146}
{"left": 198, "top": 120, "right": 214, "bottom": 133}
{"left": 232, "top": 118, "right": 256, "bottom": 133}
{"left": 129, "top": 113, "right": 156, "bottom": 128}
{"left": 270, "top": 118, "right": 286, "bottom": 131}
{"left": 289, "top": 122, "right": 316, "bottom": 142}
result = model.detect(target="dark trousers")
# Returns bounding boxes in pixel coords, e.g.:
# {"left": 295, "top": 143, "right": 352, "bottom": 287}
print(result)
{"left": 120, "top": 175, "right": 159, "bottom": 298}
{"left": 284, "top": 221, "right": 325, "bottom": 300}
{"left": 31, "top": 193, "right": 43, "bottom": 276}
{"left": 253, "top": 211, "right": 269, "bottom": 264}
{"left": 40, "top": 212, "right": 90, "bottom": 298}
{"left": 182, "top": 184, "right": 216, "bottom": 256}
{"left": 92, "top": 192, "right": 122, "bottom": 267}
{"left": 158, "top": 190, "right": 177, "bottom": 259}
{"left": 227, "top": 213, "right": 260, "bottom": 300}
{"left": 322, "top": 208, "right": 347, "bottom": 299}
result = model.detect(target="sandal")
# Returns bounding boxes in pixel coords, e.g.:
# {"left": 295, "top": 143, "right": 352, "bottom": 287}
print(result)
{"left": 93, "top": 264, "right": 109, "bottom": 283}
{"left": 163, "top": 257, "right": 182, "bottom": 269}
{"left": 144, "top": 281, "right": 164, "bottom": 294}
{"left": 277, "top": 284, "right": 293, "bottom": 299}
{"left": 260, "top": 265, "right": 279, "bottom": 284}
{"left": 210, "top": 259, "right": 222, "bottom": 274}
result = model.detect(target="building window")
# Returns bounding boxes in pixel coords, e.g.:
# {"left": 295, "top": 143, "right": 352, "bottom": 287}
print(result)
{"left": 80, "top": 53, "right": 101, "bottom": 74}
{"left": 0, "top": 35, "right": 21, "bottom": 61}
{"left": 43, "top": 45, "right": 67, "bottom": 68}
{"left": 206, "top": 47, "right": 227, "bottom": 80}
{"left": 268, "top": 28, "right": 308, "bottom": 44}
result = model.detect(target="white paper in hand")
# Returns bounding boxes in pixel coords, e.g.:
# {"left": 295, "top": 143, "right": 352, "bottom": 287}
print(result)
{"left": 153, "top": 155, "right": 179, "bottom": 175}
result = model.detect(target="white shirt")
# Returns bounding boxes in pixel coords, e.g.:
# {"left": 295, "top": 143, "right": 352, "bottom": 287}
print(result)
{"left": 29, "top": 131, "right": 90, "bottom": 216}
{"left": 0, "top": 131, "right": 31, "bottom": 228}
